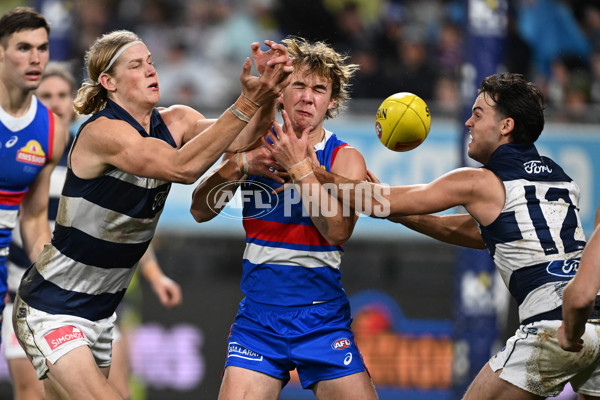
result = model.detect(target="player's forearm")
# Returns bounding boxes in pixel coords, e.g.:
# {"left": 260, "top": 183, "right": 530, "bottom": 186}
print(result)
{"left": 191, "top": 155, "right": 243, "bottom": 222}
{"left": 227, "top": 100, "right": 276, "bottom": 153}
{"left": 20, "top": 216, "right": 51, "bottom": 262}
{"left": 561, "top": 227, "right": 600, "bottom": 341}
{"left": 390, "top": 214, "right": 486, "bottom": 249}
{"left": 313, "top": 168, "right": 386, "bottom": 218}
{"left": 296, "top": 173, "right": 356, "bottom": 245}
{"left": 562, "top": 283, "right": 593, "bottom": 343}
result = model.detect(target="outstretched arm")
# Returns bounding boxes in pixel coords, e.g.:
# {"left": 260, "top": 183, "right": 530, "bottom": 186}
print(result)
{"left": 365, "top": 170, "right": 486, "bottom": 248}
{"left": 390, "top": 214, "right": 486, "bottom": 249}
{"left": 190, "top": 146, "right": 283, "bottom": 222}
{"left": 559, "top": 205, "right": 600, "bottom": 352}
{"left": 73, "top": 44, "right": 292, "bottom": 184}
{"left": 313, "top": 165, "right": 503, "bottom": 228}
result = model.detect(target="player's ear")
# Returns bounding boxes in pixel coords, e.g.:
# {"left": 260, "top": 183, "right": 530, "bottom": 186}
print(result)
{"left": 99, "top": 73, "right": 117, "bottom": 92}
{"left": 500, "top": 117, "right": 514, "bottom": 136}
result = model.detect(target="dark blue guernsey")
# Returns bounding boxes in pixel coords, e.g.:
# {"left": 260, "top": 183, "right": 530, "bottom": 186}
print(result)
{"left": 18, "top": 100, "right": 176, "bottom": 320}
{"left": 478, "top": 143, "right": 586, "bottom": 324}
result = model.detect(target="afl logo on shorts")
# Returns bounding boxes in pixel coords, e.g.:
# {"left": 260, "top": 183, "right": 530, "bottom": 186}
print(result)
{"left": 331, "top": 338, "right": 352, "bottom": 350}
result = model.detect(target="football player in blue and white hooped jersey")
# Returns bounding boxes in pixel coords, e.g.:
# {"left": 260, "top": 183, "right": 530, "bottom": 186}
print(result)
{"left": 12, "top": 29, "right": 293, "bottom": 400}
{"left": 278, "top": 72, "right": 600, "bottom": 399}
{"left": 191, "top": 37, "right": 378, "bottom": 400}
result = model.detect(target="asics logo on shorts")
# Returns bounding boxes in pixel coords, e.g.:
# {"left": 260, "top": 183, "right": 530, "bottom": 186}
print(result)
{"left": 228, "top": 342, "right": 263, "bottom": 361}
{"left": 344, "top": 352, "right": 353, "bottom": 365}
{"left": 44, "top": 325, "right": 84, "bottom": 350}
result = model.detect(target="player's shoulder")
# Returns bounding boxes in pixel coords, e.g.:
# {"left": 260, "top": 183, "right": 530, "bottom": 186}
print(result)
{"left": 444, "top": 166, "right": 501, "bottom": 189}
{"left": 331, "top": 145, "right": 366, "bottom": 180}
{"left": 159, "top": 104, "right": 205, "bottom": 124}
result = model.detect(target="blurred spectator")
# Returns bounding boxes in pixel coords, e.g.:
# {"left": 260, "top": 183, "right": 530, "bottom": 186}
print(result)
{"left": 517, "top": 0, "right": 590, "bottom": 78}
{"left": 156, "top": 40, "right": 236, "bottom": 110}
{"left": 433, "top": 19, "right": 463, "bottom": 77}
{"left": 385, "top": 24, "right": 437, "bottom": 100}
{"left": 273, "top": 0, "right": 339, "bottom": 42}
{"left": 505, "top": 6, "right": 532, "bottom": 78}
{"left": 582, "top": 4, "right": 600, "bottom": 51}
{"left": 432, "top": 75, "right": 460, "bottom": 116}
{"left": 589, "top": 50, "right": 600, "bottom": 104}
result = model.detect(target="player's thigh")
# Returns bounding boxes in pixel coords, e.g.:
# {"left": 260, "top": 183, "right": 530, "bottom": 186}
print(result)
{"left": 7, "top": 357, "right": 44, "bottom": 400}
{"left": 45, "top": 346, "right": 120, "bottom": 400}
{"left": 218, "top": 366, "right": 283, "bottom": 400}
{"left": 312, "top": 371, "right": 378, "bottom": 400}
{"left": 108, "top": 333, "right": 130, "bottom": 399}
{"left": 462, "top": 363, "right": 544, "bottom": 400}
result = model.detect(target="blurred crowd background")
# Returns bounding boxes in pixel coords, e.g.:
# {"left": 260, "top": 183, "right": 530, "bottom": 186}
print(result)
{"left": 3, "top": 0, "right": 599, "bottom": 122}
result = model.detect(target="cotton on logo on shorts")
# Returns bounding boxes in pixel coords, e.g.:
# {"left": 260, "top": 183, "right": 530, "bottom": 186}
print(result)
{"left": 44, "top": 326, "right": 84, "bottom": 350}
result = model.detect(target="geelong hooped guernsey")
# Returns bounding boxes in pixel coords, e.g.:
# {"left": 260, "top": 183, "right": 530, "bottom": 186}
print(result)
{"left": 479, "top": 143, "right": 587, "bottom": 324}
{"left": 18, "top": 100, "right": 175, "bottom": 321}
{"left": 241, "top": 129, "right": 349, "bottom": 306}
{"left": 0, "top": 96, "right": 54, "bottom": 295}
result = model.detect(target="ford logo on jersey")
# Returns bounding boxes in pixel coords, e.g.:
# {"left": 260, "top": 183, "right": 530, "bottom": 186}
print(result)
{"left": 546, "top": 259, "right": 579, "bottom": 278}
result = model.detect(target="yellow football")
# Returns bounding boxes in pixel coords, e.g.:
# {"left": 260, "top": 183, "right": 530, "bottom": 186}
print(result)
{"left": 375, "top": 92, "right": 431, "bottom": 152}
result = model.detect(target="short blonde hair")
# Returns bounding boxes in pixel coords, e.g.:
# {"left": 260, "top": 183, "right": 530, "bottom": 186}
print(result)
{"left": 279, "top": 36, "right": 359, "bottom": 119}
{"left": 73, "top": 30, "right": 142, "bottom": 115}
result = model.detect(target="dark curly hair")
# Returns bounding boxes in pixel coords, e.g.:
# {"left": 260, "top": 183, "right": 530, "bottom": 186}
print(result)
{"left": 478, "top": 73, "right": 545, "bottom": 144}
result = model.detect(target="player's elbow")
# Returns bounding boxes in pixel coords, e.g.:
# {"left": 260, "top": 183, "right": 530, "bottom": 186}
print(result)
{"left": 323, "top": 229, "right": 352, "bottom": 246}
{"left": 190, "top": 206, "right": 217, "bottom": 223}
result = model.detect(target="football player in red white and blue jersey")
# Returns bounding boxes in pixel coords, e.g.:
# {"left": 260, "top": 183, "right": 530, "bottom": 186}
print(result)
{"left": 192, "top": 37, "right": 378, "bottom": 400}
{"left": 0, "top": 7, "right": 66, "bottom": 347}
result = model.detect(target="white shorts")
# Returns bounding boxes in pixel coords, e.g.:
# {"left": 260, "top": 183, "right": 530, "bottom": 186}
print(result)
{"left": 2, "top": 302, "right": 27, "bottom": 360}
{"left": 489, "top": 320, "right": 600, "bottom": 397}
{"left": 13, "top": 295, "right": 117, "bottom": 379}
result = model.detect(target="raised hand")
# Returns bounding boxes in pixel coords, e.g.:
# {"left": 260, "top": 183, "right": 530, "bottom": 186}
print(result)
{"left": 251, "top": 40, "right": 290, "bottom": 76}
{"left": 240, "top": 42, "right": 293, "bottom": 107}
{"left": 262, "top": 110, "right": 312, "bottom": 170}
{"left": 557, "top": 323, "right": 584, "bottom": 353}
{"left": 238, "top": 145, "right": 285, "bottom": 183}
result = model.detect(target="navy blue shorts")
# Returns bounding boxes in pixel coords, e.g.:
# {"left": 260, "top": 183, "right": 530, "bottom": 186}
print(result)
{"left": 224, "top": 296, "right": 367, "bottom": 388}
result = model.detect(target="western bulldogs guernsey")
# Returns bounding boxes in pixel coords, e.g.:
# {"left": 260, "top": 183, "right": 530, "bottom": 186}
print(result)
{"left": 241, "top": 129, "right": 348, "bottom": 306}
{"left": 18, "top": 100, "right": 175, "bottom": 321}
{"left": 479, "top": 143, "right": 587, "bottom": 325}
{"left": 7, "top": 135, "right": 74, "bottom": 299}
{"left": 0, "top": 96, "right": 54, "bottom": 307}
